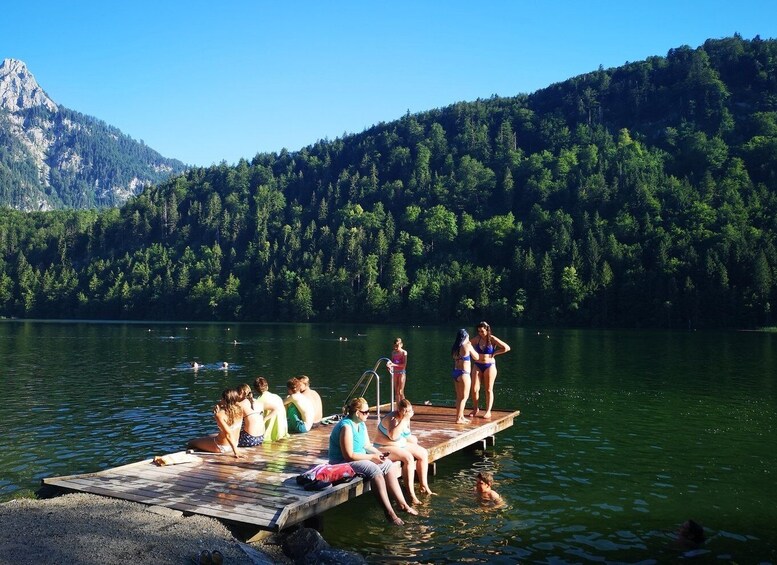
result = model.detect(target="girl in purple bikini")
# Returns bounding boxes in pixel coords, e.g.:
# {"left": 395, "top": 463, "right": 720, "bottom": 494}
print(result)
{"left": 469, "top": 321, "right": 510, "bottom": 419}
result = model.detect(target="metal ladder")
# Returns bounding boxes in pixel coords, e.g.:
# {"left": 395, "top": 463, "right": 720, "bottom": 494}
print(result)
{"left": 341, "top": 357, "right": 393, "bottom": 421}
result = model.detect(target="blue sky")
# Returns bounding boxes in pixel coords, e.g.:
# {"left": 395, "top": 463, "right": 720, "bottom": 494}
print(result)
{"left": 3, "top": 1, "right": 776, "bottom": 167}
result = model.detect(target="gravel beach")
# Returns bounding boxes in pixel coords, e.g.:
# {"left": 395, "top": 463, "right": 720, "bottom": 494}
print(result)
{"left": 0, "top": 493, "right": 292, "bottom": 565}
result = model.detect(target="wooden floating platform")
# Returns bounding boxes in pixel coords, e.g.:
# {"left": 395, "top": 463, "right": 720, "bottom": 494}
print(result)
{"left": 43, "top": 405, "right": 519, "bottom": 533}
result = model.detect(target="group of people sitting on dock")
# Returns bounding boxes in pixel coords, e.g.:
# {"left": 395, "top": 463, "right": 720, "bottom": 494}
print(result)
{"left": 187, "top": 375, "right": 322, "bottom": 458}
{"left": 187, "top": 378, "right": 439, "bottom": 524}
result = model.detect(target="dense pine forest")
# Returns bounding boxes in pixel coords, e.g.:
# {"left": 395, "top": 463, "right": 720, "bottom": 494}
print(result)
{"left": 1, "top": 36, "right": 776, "bottom": 328}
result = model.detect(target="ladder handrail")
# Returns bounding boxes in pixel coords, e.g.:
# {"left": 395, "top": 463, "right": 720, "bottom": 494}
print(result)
{"left": 341, "top": 357, "right": 393, "bottom": 421}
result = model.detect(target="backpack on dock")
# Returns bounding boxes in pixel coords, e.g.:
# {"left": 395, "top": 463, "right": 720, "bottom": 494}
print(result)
{"left": 296, "top": 462, "right": 356, "bottom": 491}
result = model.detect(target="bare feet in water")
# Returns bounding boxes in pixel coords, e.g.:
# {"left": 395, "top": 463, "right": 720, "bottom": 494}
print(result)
{"left": 387, "top": 513, "right": 404, "bottom": 525}
{"left": 401, "top": 504, "right": 419, "bottom": 516}
{"left": 420, "top": 485, "right": 436, "bottom": 496}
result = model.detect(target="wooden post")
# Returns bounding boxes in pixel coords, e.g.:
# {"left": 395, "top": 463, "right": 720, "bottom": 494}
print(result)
{"left": 245, "top": 529, "right": 274, "bottom": 543}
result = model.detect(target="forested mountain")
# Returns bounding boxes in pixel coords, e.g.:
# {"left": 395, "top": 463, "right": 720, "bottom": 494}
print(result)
{"left": 0, "top": 58, "right": 186, "bottom": 210}
{"left": 1, "top": 35, "right": 775, "bottom": 328}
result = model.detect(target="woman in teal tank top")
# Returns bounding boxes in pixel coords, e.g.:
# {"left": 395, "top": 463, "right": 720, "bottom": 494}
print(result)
{"left": 329, "top": 397, "right": 418, "bottom": 525}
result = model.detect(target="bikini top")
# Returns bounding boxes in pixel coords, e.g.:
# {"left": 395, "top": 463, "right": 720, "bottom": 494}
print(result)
{"left": 453, "top": 347, "right": 470, "bottom": 362}
{"left": 391, "top": 351, "right": 404, "bottom": 365}
{"left": 378, "top": 417, "right": 412, "bottom": 440}
{"left": 475, "top": 340, "right": 495, "bottom": 355}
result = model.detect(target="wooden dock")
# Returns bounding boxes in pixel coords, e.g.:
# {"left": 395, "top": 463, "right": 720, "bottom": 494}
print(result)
{"left": 43, "top": 405, "right": 519, "bottom": 534}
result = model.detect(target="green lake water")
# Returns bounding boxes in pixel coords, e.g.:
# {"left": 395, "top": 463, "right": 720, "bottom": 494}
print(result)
{"left": 0, "top": 321, "right": 775, "bottom": 563}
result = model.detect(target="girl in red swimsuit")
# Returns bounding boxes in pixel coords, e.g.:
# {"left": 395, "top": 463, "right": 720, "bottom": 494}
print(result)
{"left": 386, "top": 337, "right": 408, "bottom": 404}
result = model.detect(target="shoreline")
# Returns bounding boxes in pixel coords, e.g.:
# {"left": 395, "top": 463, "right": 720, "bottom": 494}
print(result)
{"left": 0, "top": 492, "right": 292, "bottom": 565}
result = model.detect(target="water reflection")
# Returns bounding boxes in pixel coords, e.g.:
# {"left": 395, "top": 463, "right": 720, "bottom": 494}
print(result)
{"left": 1, "top": 322, "right": 776, "bottom": 562}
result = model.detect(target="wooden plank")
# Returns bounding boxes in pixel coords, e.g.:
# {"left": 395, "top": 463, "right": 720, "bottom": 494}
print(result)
{"left": 43, "top": 405, "right": 519, "bottom": 532}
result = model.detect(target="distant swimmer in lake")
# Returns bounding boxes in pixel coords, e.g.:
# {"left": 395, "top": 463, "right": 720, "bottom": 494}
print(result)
{"left": 190, "top": 361, "right": 202, "bottom": 370}
{"left": 386, "top": 337, "right": 408, "bottom": 403}
{"left": 374, "top": 398, "right": 435, "bottom": 504}
{"left": 297, "top": 375, "right": 323, "bottom": 424}
{"left": 253, "top": 376, "right": 289, "bottom": 442}
{"left": 187, "top": 388, "right": 243, "bottom": 458}
{"left": 475, "top": 471, "right": 504, "bottom": 508}
{"left": 221, "top": 362, "right": 229, "bottom": 370}
{"left": 284, "top": 377, "right": 314, "bottom": 433}
{"left": 329, "top": 397, "right": 418, "bottom": 525}
{"left": 236, "top": 383, "right": 264, "bottom": 447}
{"left": 470, "top": 321, "right": 510, "bottom": 419}
{"left": 451, "top": 328, "right": 480, "bottom": 424}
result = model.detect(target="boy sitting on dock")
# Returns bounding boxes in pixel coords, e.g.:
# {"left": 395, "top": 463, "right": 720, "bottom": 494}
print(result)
{"left": 284, "top": 377, "right": 314, "bottom": 433}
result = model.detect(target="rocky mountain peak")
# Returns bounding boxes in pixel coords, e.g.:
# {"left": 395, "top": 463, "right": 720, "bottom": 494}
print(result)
{"left": 0, "top": 58, "right": 58, "bottom": 113}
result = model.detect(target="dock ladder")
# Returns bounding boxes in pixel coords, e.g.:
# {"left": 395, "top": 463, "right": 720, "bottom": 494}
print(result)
{"left": 341, "top": 357, "right": 394, "bottom": 421}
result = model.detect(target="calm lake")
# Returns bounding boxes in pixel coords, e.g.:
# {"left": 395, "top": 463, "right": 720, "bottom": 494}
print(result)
{"left": 1, "top": 320, "right": 775, "bottom": 563}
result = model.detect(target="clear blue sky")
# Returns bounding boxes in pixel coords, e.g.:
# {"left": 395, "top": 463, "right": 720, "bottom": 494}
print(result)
{"left": 3, "top": 1, "right": 776, "bottom": 167}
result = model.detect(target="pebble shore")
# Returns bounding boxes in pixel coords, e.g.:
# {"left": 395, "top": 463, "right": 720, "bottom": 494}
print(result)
{"left": 0, "top": 492, "right": 291, "bottom": 565}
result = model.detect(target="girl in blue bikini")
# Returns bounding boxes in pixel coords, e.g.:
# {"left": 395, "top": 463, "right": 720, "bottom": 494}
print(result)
{"left": 452, "top": 328, "right": 480, "bottom": 424}
{"left": 470, "top": 321, "right": 510, "bottom": 419}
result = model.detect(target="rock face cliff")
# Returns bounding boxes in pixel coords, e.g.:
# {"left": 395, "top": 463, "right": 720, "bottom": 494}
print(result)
{"left": 0, "top": 58, "right": 186, "bottom": 210}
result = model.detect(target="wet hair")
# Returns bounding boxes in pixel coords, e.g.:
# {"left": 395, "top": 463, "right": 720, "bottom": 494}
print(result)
{"left": 397, "top": 398, "right": 413, "bottom": 415}
{"left": 452, "top": 329, "right": 469, "bottom": 356}
{"left": 476, "top": 471, "right": 494, "bottom": 487}
{"left": 286, "top": 377, "right": 301, "bottom": 393}
{"left": 237, "top": 383, "right": 254, "bottom": 409}
{"left": 254, "top": 376, "right": 269, "bottom": 394}
{"left": 346, "top": 397, "right": 368, "bottom": 417}
{"left": 220, "top": 388, "right": 242, "bottom": 426}
{"left": 680, "top": 520, "right": 705, "bottom": 545}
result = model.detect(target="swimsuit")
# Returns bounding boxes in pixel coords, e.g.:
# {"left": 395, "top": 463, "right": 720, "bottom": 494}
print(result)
{"left": 238, "top": 430, "right": 264, "bottom": 447}
{"left": 452, "top": 350, "right": 471, "bottom": 380}
{"left": 474, "top": 340, "right": 495, "bottom": 371}
{"left": 287, "top": 403, "right": 310, "bottom": 433}
{"left": 238, "top": 409, "right": 265, "bottom": 446}
{"left": 258, "top": 392, "right": 290, "bottom": 442}
{"left": 391, "top": 351, "right": 406, "bottom": 374}
{"left": 451, "top": 368, "right": 470, "bottom": 381}
{"left": 374, "top": 417, "right": 411, "bottom": 448}
{"left": 214, "top": 438, "right": 231, "bottom": 454}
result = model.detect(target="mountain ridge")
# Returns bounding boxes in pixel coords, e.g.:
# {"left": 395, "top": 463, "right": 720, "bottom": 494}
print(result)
{"left": 0, "top": 58, "right": 186, "bottom": 210}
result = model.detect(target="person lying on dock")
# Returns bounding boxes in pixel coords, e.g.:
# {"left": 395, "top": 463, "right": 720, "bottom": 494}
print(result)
{"left": 187, "top": 388, "right": 244, "bottom": 458}
{"left": 329, "top": 397, "right": 419, "bottom": 525}
{"left": 236, "top": 383, "right": 265, "bottom": 447}
{"left": 374, "top": 398, "right": 435, "bottom": 504}
{"left": 284, "top": 377, "right": 314, "bottom": 433}
{"left": 297, "top": 375, "right": 323, "bottom": 424}
{"left": 253, "top": 376, "right": 289, "bottom": 442}
{"left": 475, "top": 471, "right": 504, "bottom": 508}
